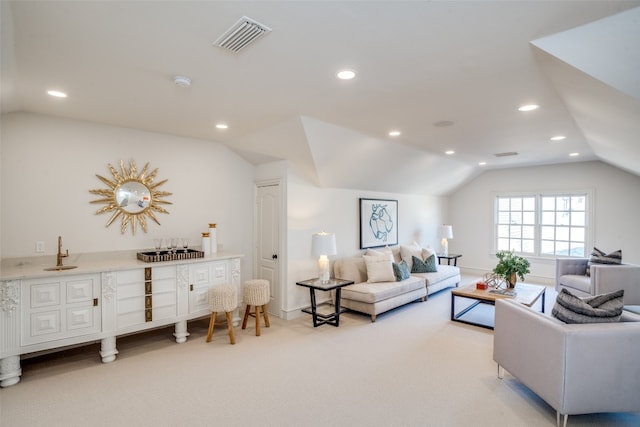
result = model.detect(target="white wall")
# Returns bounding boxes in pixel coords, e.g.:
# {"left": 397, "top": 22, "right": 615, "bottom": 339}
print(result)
{"left": 283, "top": 164, "right": 446, "bottom": 316}
{"left": 1, "top": 113, "right": 256, "bottom": 281}
{"left": 449, "top": 161, "right": 640, "bottom": 284}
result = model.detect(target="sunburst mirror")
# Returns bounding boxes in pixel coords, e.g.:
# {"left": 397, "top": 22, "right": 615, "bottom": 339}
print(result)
{"left": 89, "top": 159, "right": 172, "bottom": 234}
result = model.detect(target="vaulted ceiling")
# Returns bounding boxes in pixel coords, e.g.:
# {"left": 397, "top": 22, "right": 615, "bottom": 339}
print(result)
{"left": 2, "top": 1, "right": 639, "bottom": 195}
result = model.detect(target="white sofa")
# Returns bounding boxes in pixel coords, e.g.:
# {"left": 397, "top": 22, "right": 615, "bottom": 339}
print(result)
{"left": 556, "top": 258, "right": 640, "bottom": 304}
{"left": 494, "top": 298, "right": 640, "bottom": 427}
{"left": 333, "top": 246, "right": 461, "bottom": 322}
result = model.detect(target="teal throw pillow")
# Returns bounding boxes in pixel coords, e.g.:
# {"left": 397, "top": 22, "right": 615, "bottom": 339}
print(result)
{"left": 411, "top": 255, "right": 438, "bottom": 273}
{"left": 392, "top": 260, "right": 411, "bottom": 281}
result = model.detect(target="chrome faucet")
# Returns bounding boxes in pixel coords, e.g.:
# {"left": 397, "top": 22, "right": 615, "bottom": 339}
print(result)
{"left": 56, "top": 235, "right": 69, "bottom": 267}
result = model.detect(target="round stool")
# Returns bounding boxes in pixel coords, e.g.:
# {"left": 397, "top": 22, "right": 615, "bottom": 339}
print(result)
{"left": 242, "top": 279, "right": 271, "bottom": 336}
{"left": 206, "top": 285, "right": 238, "bottom": 344}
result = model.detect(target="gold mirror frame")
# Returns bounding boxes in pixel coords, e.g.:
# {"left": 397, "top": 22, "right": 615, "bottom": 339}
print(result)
{"left": 89, "top": 160, "right": 172, "bottom": 234}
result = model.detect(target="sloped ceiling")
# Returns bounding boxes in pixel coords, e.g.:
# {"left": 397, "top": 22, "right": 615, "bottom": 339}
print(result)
{"left": 1, "top": 1, "right": 639, "bottom": 196}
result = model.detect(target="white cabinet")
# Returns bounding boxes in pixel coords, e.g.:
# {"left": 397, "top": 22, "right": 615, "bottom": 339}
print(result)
{"left": 0, "top": 253, "right": 242, "bottom": 388}
{"left": 21, "top": 274, "right": 101, "bottom": 346}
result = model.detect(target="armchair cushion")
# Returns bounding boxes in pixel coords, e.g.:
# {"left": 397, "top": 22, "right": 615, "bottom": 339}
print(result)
{"left": 552, "top": 288, "right": 624, "bottom": 324}
{"left": 586, "top": 247, "right": 622, "bottom": 276}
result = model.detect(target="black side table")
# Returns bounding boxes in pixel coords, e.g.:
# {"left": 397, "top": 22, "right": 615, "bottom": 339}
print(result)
{"left": 296, "top": 278, "right": 354, "bottom": 327}
{"left": 436, "top": 253, "right": 462, "bottom": 266}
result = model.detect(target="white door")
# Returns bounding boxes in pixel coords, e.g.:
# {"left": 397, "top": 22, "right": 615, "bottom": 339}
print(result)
{"left": 256, "top": 183, "right": 280, "bottom": 316}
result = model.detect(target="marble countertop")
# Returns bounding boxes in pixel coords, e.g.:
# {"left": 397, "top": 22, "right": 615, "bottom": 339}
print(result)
{"left": 0, "top": 250, "right": 243, "bottom": 281}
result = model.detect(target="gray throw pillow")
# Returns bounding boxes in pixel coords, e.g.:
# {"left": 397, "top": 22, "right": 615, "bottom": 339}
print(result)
{"left": 411, "top": 255, "right": 437, "bottom": 273}
{"left": 586, "top": 247, "right": 622, "bottom": 277}
{"left": 392, "top": 260, "right": 411, "bottom": 281}
{"left": 552, "top": 288, "right": 624, "bottom": 324}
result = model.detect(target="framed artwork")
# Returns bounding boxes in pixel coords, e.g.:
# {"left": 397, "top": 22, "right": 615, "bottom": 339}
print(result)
{"left": 359, "top": 198, "right": 398, "bottom": 249}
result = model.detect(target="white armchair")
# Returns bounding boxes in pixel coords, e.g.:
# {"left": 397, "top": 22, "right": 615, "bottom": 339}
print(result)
{"left": 556, "top": 258, "right": 640, "bottom": 304}
{"left": 494, "top": 299, "right": 640, "bottom": 427}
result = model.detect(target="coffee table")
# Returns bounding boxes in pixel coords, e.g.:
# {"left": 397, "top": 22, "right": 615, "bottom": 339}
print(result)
{"left": 451, "top": 282, "right": 546, "bottom": 329}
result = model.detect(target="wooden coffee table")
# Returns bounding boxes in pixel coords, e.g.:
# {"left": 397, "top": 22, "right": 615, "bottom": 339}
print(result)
{"left": 451, "top": 282, "right": 546, "bottom": 329}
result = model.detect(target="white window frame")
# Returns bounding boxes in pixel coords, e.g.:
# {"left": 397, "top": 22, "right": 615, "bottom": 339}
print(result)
{"left": 494, "top": 190, "right": 593, "bottom": 259}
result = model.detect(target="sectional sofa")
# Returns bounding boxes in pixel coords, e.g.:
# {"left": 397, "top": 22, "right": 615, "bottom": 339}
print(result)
{"left": 333, "top": 245, "right": 461, "bottom": 321}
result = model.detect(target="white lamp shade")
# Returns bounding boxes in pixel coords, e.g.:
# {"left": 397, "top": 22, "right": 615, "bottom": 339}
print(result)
{"left": 311, "top": 232, "right": 337, "bottom": 256}
{"left": 439, "top": 225, "right": 453, "bottom": 239}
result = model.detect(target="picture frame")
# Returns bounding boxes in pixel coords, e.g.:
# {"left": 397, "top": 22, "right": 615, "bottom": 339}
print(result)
{"left": 359, "top": 198, "right": 398, "bottom": 249}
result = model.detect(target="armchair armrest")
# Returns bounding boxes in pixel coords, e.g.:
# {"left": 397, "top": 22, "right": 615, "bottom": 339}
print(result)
{"left": 494, "top": 299, "right": 567, "bottom": 411}
{"left": 592, "top": 264, "right": 640, "bottom": 305}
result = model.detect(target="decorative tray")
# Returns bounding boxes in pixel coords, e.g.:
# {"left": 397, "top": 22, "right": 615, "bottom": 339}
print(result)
{"left": 137, "top": 249, "right": 204, "bottom": 263}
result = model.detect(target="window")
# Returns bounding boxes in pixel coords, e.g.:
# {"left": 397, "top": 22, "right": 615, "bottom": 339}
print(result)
{"left": 495, "top": 193, "right": 589, "bottom": 257}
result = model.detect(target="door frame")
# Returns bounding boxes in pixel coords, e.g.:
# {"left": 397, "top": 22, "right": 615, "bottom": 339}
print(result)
{"left": 254, "top": 178, "right": 287, "bottom": 319}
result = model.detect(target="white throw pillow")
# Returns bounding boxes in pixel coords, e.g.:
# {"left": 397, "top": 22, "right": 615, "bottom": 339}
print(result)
{"left": 363, "top": 254, "right": 396, "bottom": 283}
{"left": 400, "top": 242, "right": 422, "bottom": 270}
{"left": 422, "top": 247, "right": 435, "bottom": 260}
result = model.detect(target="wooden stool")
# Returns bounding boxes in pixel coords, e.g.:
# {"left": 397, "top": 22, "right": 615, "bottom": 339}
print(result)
{"left": 206, "top": 285, "right": 238, "bottom": 344}
{"left": 242, "top": 279, "right": 271, "bottom": 336}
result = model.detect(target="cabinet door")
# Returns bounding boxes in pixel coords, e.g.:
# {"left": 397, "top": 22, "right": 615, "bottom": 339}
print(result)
{"left": 21, "top": 274, "right": 101, "bottom": 346}
{"left": 188, "top": 263, "right": 212, "bottom": 314}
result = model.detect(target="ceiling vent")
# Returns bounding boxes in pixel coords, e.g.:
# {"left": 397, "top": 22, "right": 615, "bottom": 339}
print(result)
{"left": 494, "top": 152, "right": 519, "bottom": 157}
{"left": 214, "top": 16, "right": 271, "bottom": 53}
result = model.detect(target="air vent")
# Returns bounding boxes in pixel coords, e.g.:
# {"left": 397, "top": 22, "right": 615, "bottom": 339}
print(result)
{"left": 214, "top": 16, "right": 271, "bottom": 53}
{"left": 494, "top": 152, "right": 519, "bottom": 157}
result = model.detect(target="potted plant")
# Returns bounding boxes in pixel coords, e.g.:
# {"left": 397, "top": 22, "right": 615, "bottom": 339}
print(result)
{"left": 493, "top": 250, "right": 531, "bottom": 288}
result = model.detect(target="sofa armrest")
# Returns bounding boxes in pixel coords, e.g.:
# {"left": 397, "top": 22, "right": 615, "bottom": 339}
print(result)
{"left": 494, "top": 300, "right": 567, "bottom": 411}
{"left": 592, "top": 264, "right": 640, "bottom": 305}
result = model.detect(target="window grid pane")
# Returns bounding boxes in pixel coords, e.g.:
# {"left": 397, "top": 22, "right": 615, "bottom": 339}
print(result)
{"left": 495, "top": 193, "right": 588, "bottom": 258}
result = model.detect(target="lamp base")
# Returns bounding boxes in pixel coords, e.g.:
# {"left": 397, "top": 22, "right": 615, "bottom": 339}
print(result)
{"left": 440, "top": 238, "right": 448, "bottom": 256}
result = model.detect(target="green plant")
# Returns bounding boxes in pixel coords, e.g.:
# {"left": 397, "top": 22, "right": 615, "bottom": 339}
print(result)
{"left": 493, "top": 250, "right": 531, "bottom": 285}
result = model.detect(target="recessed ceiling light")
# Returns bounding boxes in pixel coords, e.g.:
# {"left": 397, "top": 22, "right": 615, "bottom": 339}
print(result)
{"left": 336, "top": 69, "right": 356, "bottom": 80}
{"left": 550, "top": 135, "right": 566, "bottom": 141}
{"left": 215, "top": 123, "right": 228, "bottom": 130}
{"left": 174, "top": 76, "right": 192, "bottom": 87}
{"left": 518, "top": 104, "right": 539, "bottom": 112}
{"left": 445, "top": 150, "right": 455, "bottom": 155}
{"left": 569, "top": 152, "right": 580, "bottom": 157}
{"left": 47, "top": 90, "right": 67, "bottom": 98}
{"left": 388, "top": 130, "right": 401, "bottom": 137}
{"left": 478, "top": 162, "right": 487, "bottom": 166}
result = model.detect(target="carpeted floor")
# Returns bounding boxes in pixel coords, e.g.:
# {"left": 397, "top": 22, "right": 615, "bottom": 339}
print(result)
{"left": 1, "top": 277, "right": 639, "bottom": 426}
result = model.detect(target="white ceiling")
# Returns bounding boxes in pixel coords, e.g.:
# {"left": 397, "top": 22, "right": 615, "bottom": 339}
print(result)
{"left": 2, "top": 1, "right": 639, "bottom": 195}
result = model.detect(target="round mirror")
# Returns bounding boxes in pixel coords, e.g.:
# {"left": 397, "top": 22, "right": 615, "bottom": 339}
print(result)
{"left": 89, "top": 160, "right": 172, "bottom": 234}
{"left": 116, "top": 180, "right": 151, "bottom": 214}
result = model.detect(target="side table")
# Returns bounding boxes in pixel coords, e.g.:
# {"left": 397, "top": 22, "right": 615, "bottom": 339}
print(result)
{"left": 437, "top": 253, "right": 462, "bottom": 266}
{"left": 296, "top": 278, "right": 354, "bottom": 327}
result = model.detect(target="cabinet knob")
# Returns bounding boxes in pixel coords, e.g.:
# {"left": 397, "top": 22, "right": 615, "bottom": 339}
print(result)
{"left": 272, "top": 254, "right": 278, "bottom": 259}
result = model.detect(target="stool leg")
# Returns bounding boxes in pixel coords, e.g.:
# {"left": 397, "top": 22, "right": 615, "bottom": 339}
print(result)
{"left": 262, "top": 305, "right": 270, "bottom": 328}
{"left": 225, "top": 311, "right": 236, "bottom": 345}
{"left": 206, "top": 312, "right": 217, "bottom": 342}
{"left": 255, "top": 305, "right": 261, "bottom": 336}
{"left": 242, "top": 304, "right": 251, "bottom": 329}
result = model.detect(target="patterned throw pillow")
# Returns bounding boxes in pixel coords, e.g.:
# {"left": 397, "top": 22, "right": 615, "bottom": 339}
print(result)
{"left": 586, "top": 247, "right": 622, "bottom": 277}
{"left": 410, "top": 255, "right": 438, "bottom": 273}
{"left": 552, "top": 288, "right": 624, "bottom": 324}
{"left": 392, "top": 260, "right": 411, "bottom": 281}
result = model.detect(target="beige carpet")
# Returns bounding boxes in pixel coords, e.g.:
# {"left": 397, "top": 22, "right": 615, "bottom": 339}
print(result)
{"left": 1, "top": 277, "right": 638, "bottom": 427}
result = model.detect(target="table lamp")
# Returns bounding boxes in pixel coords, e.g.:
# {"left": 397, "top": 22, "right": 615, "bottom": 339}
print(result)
{"left": 311, "top": 232, "right": 337, "bottom": 283}
{"left": 439, "top": 225, "right": 453, "bottom": 256}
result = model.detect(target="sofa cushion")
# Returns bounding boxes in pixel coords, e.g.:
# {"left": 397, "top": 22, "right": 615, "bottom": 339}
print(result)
{"left": 411, "top": 264, "right": 460, "bottom": 286}
{"left": 392, "top": 260, "right": 411, "bottom": 281}
{"left": 587, "top": 247, "right": 622, "bottom": 277}
{"left": 411, "top": 255, "right": 437, "bottom": 273}
{"left": 557, "top": 274, "right": 591, "bottom": 294}
{"left": 334, "top": 257, "right": 368, "bottom": 284}
{"left": 552, "top": 288, "right": 624, "bottom": 324}
{"left": 341, "top": 276, "right": 425, "bottom": 304}
{"left": 363, "top": 254, "right": 396, "bottom": 283}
